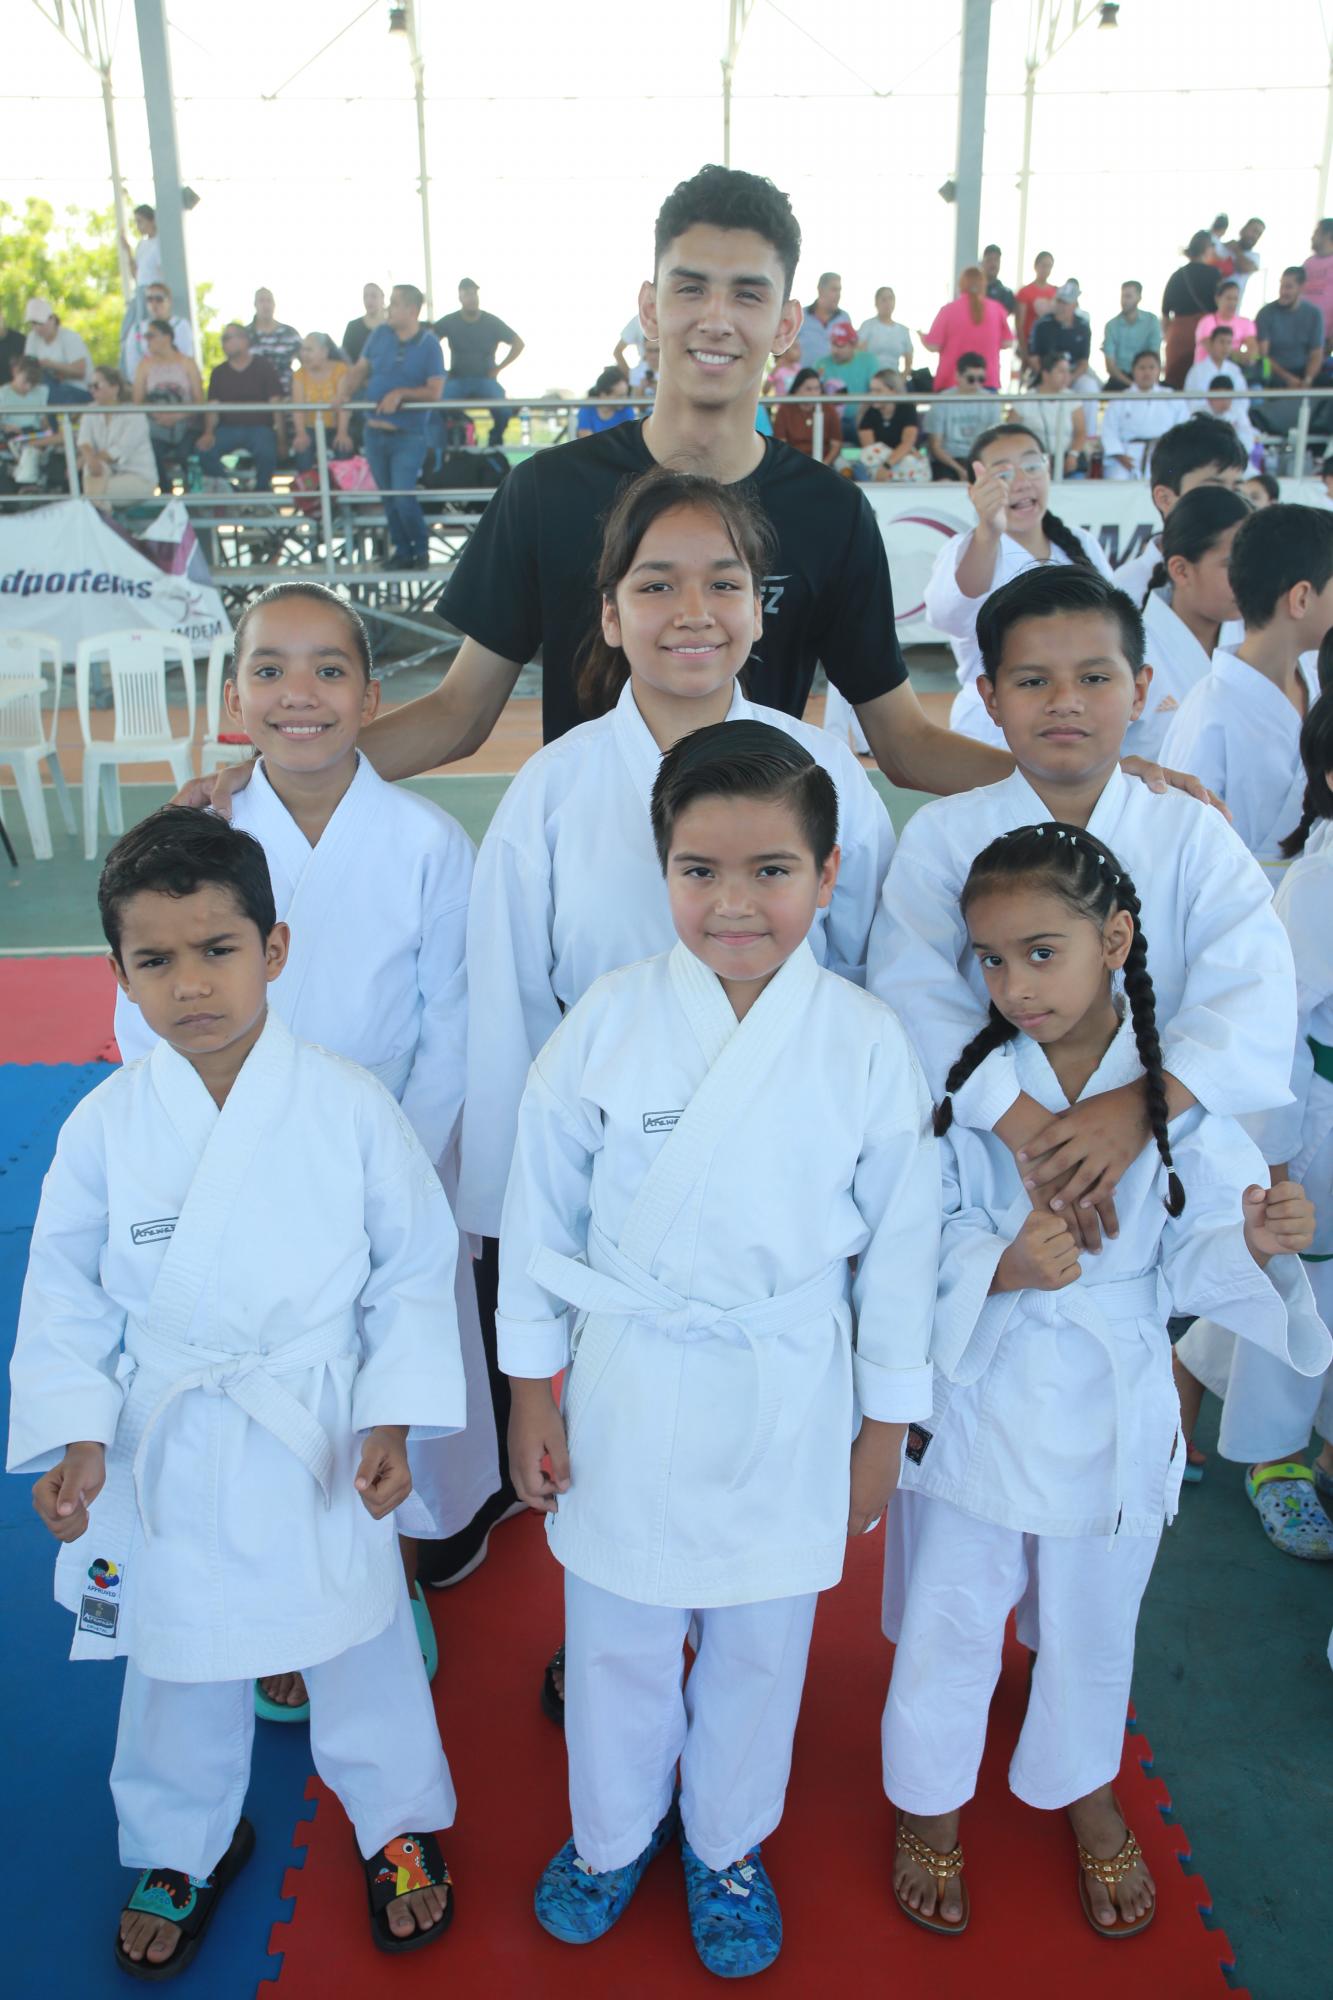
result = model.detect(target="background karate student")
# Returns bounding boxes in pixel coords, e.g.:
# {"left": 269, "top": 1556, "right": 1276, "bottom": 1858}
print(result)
{"left": 1129, "top": 486, "right": 1250, "bottom": 760}
{"left": 1161, "top": 505, "right": 1333, "bottom": 876}
{"left": 498, "top": 723, "right": 940, "bottom": 1980}
{"left": 882, "top": 825, "right": 1325, "bottom": 1939}
{"left": 1112, "top": 413, "right": 1249, "bottom": 607}
{"left": 9, "top": 810, "right": 464, "bottom": 1973}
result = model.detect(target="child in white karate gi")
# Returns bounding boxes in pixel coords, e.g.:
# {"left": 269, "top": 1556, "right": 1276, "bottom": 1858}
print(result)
{"left": 1174, "top": 688, "right": 1333, "bottom": 1558}
{"left": 9, "top": 809, "right": 465, "bottom": 1974}
{"left": 922, "top": 421, "right": 1114, "bottom": 745}
{"left": 462, "top": 467, "right": 894, "bottom": 1723}
{"left": 113, "top": 583, "right": 496, "bottom": 1714}
{"left": 498, "top": 722, "right": 939, "bottom": 1978}
{"left": 1112, "top": 413, "right": 1249, "bottom": 608}
{"left": 1128, "top": 485, "right": 1250, "bottom": 761}
{"left": 1161, "top": 504, "right": 1333, "bottom": 878}
{"left": 881, "top": 822, "right": 1327, "bottom": 1940}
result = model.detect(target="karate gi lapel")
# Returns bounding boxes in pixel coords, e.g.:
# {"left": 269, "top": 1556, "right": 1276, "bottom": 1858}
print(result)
{"left": 253, "top": 754, "right": 388, "bottom": 1023}
{"left": 610, "top": 680, "right": 748, "bottom": 812}
{"left": 617, "top": 940, "right": 819, "bottom": 1270}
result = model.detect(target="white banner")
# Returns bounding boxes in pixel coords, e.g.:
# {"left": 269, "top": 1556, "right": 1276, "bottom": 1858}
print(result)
{"left": 868, "top": 475, "right": 1321, "bottom": 644}
{"left": 0, "top": 498, "right": 229, "bottom": 659}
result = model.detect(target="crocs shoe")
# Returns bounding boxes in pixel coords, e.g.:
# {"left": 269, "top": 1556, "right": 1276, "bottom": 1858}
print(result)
{"left": 534, "top": 1803, "right": 677, "bottom": 1944}
{"left": 682, "top": 1839, "right": 782, "bottom": 1979}
{"left": 1246, "top": 1461, "right": 1333, "bottom": 1560}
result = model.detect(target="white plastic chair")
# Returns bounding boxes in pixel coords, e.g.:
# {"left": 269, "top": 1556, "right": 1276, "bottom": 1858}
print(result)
{"left": 0, "top": 631, "right": 75, "bottom": 861}
{"left": 199, "top": 630, "right": 251, "bottom": 775}
{"left": 76, "top": 630, "right": 197, "bottom": 859}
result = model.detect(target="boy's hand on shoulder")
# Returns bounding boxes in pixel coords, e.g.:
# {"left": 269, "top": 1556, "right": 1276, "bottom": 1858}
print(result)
{"left": 33, "top": 1441, "right": 106, "bottom": 1542}
{"left": 848, "top": 1420, "right": 904, "bottom": 1536}
{"left": 355, "top": 1425, "right": 412, "bottom": 1518}
{"left": 993, "top": 1210, "right": 1081, "bottom": 1293}
{"left": 1243, "top": 1181, "right": 1316, "bottom": 1265}
{"left": 507, "top": 1379, "right": 570, "bottom": 1515}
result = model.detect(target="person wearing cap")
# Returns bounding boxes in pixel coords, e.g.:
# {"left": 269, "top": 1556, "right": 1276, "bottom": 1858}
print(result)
{"left": 816, "top": 320, "right": 881, "bottom": 439}
{"left": 1029, "top": 282, "right": 1101, "bottom": 433}
{"left": 920, "top": 265, "right": 1011, "bottom": 391}
{"left": 23, "top": 300, "right": 93, "bottom": 405}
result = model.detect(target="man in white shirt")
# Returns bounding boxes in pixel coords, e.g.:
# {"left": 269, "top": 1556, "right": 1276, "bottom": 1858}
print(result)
{"left": 23, "top": 299, "right": 93, "bottom": 405}
{"left": 1100, "top": 350, "right": 1178, "bottom": 479}
{"left": 1185, "top": 327, "right": 1248, "bottom": 412}
{"left": 121, "top": 281, "right": 195, "bottom": 375}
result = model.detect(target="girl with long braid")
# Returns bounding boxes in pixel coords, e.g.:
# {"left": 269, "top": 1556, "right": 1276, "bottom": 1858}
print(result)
{"left": 882, "top": 823, "right": 1327, "bottom": 1943}
{"left": 1130, "top": 485, "right": 1250, "bottom": 762}
{"left": 923, "top": 421, "right": 1114, "bottom": 746}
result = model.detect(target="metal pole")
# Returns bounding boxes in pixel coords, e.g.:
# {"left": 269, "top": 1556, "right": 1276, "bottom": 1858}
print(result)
{"left": 313, "top": 411, "right": 336, "bottom": 582}
{"left": 1319, "top": 41, "right": 1333, "bottom": 219}
{"left": 1292, "top": 392, "right": 1312, "bottom": 477}
{"left": 133, "top": 0, "right": 194, "bottom": 347}
{"left": 1015, "top": 57, "right": 1037, "bottom": 284}
{"left": 59, "top": 412, "right": 80, "bottom": 496}
{"left": 954, "top": 0, "right": 991, "bottom": 279}
{"left": 99, "top": 64, "right": 135, "bottom": 301}
{"left": 406, "top": 2, "right": 434, "bottom": 319}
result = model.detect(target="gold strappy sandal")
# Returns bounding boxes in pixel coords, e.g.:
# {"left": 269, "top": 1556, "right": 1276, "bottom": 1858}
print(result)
{"left": 893, "top": 1812, "right": 970, "bottom": 1935}
{"left": 1076, "top": 1806, "right": 1156, "bottom": 1939}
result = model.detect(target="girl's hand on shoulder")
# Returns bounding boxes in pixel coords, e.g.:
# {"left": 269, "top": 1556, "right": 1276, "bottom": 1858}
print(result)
{"left": 848, "top": 1419, "right": 904, "bottom": 1536}
{"left": 993, "top": 1210, "right": 1081, "bottom": 1293}
{"left": 1242, "top": 1181, "right": 1316, "bottom": 1264}
{"left": 507, "top": 1380, "right": 570, "bottom": 1515}
{"left": 355, "top": 1424, "right": 412, "bottom": 1518}
{"left": 32, "top": 1441, "right": 106, "bottom": 1542}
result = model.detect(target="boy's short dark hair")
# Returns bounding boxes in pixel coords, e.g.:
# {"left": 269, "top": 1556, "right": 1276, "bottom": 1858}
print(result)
{"left": 1282, "top": 264, "right": 1307, "bottom": 284}
{"left": 653, "top": 166, "right": 802, "bottom": 297}
{"left": 99, "top": 807, "right": 277, "bottom": 965}
{"left": 976, "top": 566, "right": 1146, "bottom": 681}
{"left": 650, "top": 720, "right": 838, "bottom": 871}
{"left": 955, "top": 351, "right": 986, "bottom": 375}
{"left": 1228, "top": 503, "right": 1333, "bottom": 629}
{"left": 1246, "top": 469, "right": 1281, "bottom": 503}
{"left": 1148, "top": 413, "right": 1248, "bottom": 496}
{"left": 1132, "top": 349, "right": 1160, "bottom": 368}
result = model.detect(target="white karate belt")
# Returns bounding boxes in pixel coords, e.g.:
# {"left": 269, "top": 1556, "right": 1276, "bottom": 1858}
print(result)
{"left": 1018, "top": 1270, "right": 1171, "bottom": 1538}
{"left": 528, "top": 1225, "right": 849, "bottom": 1492}
{"left": 125, "top": 1313, "right": 359, "bottom": 1539}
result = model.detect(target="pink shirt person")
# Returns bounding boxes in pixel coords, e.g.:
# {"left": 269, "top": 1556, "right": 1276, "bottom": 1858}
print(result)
{"left": 921, "top": 267, "right": 1012, "bottom": 390}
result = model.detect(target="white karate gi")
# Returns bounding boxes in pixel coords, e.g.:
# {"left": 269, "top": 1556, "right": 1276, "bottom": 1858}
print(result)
{"left": 114, "top": 754, "right": 496, "bottom": 1535}
{"left": 925, "top": 525, "right": 1114, "bottom": 746}
{"left": 1114, "top": 534, "right": 1162, "bottom": 612}
{"left": 882, "top": 1019, "right": 1330, "bottom": 1815}
{"left": 459, "top": 679, "right": 895, "bottom": 1237}
{"left": 868, "top": 765, "right": 1297, "bottom": 1136}
{"left": 497, "top": 941, "right": 940, "bottom": 1867}
{"left": 1184, "top": 357, "right": 1249, "bottom": 413}
{"left": 7, "top": 1016, "right": 466, "bottom": 1872}
{"left": 1100, "top": 387, "right": 1181, "bottom": 481}
{"left": 1160, "top": 651, "right": 1319, "bottom": 879}
{"left": 822, "top": 681, "right": 871, "bottom": 756}
{"left": 1127, "top": 587, "right": 1229, "bottom": 762}
{"left": 1176, "top": 835, "right": 1333, "bottom": 1458}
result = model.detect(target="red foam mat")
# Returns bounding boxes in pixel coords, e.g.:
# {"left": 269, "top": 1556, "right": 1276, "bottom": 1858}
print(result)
{"left": 265, "top": 1515, "right": 1243, "bottom": 1998}
{"left": 0, "top": 956, "right": 120, "bottom": 1064}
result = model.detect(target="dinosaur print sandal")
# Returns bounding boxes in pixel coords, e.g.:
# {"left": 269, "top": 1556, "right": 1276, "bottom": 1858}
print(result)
{"left": 363, "top": 1831, "right": 454, "bottom": 1954}
{"left": 114, "top": 1817, "right": 255, "bottom": 1981}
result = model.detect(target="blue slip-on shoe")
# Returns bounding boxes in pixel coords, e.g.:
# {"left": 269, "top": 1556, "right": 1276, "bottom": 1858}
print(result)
{"left": 682, "top": 1839, "right": 782, "bottom": 1979}
{"left": 534, "top": 1801, "right": 677, "bottom": 1944}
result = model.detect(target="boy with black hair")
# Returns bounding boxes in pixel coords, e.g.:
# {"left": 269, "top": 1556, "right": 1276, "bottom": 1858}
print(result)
{"left": 9, "top": 808, "right": 466, "bottom": 1973}
{"left": 1115, "top": 413, "right": 1249, "bottom": 603}
{"left": 870, "top": 566, "right": 1295, "bottom": 1257}
{"left": 1161, "top": 504, "right": 1333, "bottom": 872}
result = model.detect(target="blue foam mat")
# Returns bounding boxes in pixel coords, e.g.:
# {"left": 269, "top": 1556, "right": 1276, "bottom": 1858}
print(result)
{"left": 1, "top": 1066, "right": 315, "bottom": 1995}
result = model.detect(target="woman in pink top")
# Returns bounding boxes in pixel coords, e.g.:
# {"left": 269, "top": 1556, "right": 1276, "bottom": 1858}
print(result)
{"left": 1194, "top": 279, "right": 1258, "bottom": 365}
{"left": 919, "top": 266, "right": 1011, "bottom": 391}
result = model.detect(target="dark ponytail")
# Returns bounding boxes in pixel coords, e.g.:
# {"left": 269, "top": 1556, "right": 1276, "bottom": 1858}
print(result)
{"left": 1143, "top": 484, "right": 1253, "bottom": 611}
{"left": 1042, "top": 510, "right": 1097, "bottom": 570}
{"left": 573, "top": 466, "right": 777, "bottom": 720}
{"left": 945, "top": 823, "right": 1185, "bottom": 1215}
{"left": 1279, "top": 687, "right": 1333, "bottom": 858}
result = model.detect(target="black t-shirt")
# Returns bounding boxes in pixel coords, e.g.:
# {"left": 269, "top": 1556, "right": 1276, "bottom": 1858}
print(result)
{"left": 858, "top": 402, "right": 920, "bottom": 449}
{"left": 986, "top": 279, "right": 1016, "bottom": 315}
{"left": 0, "top": 327, "right": 24, "bottom": 379}
{"left": 1029, "top": 316, "right": 1091, "bottom": 369}
{"left": 438, "top": 420, "right": 908, "bottom": 743}
{"left": 341, "top": 316, "right": 377, "bottom": 364}
{"left": 1162, "top": 263, "right": 1218, "bottom": 319}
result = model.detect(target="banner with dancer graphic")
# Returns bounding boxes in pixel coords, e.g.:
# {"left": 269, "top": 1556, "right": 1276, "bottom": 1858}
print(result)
{"left": 0, "top": 498, "right": 229, "bottom": 658}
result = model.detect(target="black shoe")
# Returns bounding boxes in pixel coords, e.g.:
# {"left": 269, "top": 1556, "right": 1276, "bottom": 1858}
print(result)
{"left": 542, "top": 1643, "right": 565, "bottom": 1729}
{"left": 416, "top": 1484, "right": 525, "bottom": 1589}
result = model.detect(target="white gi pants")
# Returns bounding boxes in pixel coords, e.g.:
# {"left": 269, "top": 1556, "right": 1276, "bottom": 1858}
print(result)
{"left": 111, "top": 1581, "right": 455, "bottom": 1878}
{"left": 881, "top": 1496, "right": 1159, "bottom": 1815}
{"left": 564, "top": 1572, "right": 817, "bottom": 1873}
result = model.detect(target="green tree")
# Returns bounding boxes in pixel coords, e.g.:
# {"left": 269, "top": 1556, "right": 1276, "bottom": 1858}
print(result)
{"left": 0, "top": 198, "right": 221, "bottom": 374}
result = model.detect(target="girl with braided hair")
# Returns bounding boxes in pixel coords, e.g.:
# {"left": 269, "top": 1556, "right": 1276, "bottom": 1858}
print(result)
{"left": 1174, "top": 688, "right": 1333, "bottom": 1560}
{"left": 1131, "top": 485, "right": 1250, "bottom": 762}
{"left": 923, "top": 422, "right": 1114, "bottom": 746}
{"left": 883, "top": 822, "right": 1327, "bottom": 1943}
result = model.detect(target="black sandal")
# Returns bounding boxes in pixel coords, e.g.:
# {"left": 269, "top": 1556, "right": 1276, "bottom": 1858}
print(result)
{"left": 542, "top": 1642, "right": 566, "bottom": 1728}
{"left": 114, "top": 1817, "right": 254, "bottom": 1982}
{"left": 363, "top": 1831, "right": 455, "bottom": 1954}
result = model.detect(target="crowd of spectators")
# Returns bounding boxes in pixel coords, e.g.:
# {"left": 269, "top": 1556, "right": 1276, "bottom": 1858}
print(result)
{"left": 12, "top": 198, "right": 1333, "bottom": 519}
